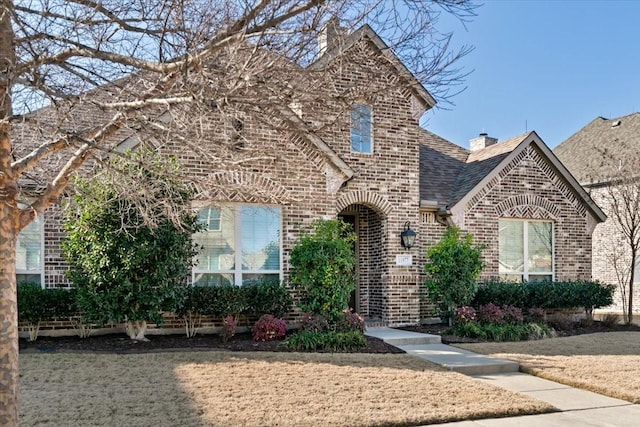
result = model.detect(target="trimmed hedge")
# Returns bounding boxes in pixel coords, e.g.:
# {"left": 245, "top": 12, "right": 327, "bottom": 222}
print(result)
{"left": 17, "top": 282, "right": 77, "bottom": 324}
{"left": 172, "top": 281, "right": 292, "bottom": 318}
{"left": 473, "top": 280, "right": 614, "bottom": 319}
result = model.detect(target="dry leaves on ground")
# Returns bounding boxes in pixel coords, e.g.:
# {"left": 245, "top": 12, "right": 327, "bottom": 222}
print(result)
{"left": 20, "top": 351, "right": 554, "bottom": 426}
{"left": 457, "top": 332, "right": 640, "bottom": 403}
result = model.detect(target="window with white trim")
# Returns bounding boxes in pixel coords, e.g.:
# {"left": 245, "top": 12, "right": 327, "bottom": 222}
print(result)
{"left": 16, "top": 214, "right": 44, "bottom": 286}
{"left": 499, "top": 219, "right": 553, "bottom": 282}
{"left": 193, "top": 204, "right": 281, "bottom": 286}
{"left": 350, "top": 103, "right": 372, "bottom": 154}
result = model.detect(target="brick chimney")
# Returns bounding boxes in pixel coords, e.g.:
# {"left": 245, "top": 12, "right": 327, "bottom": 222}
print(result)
{"left": 318, "top": 18, "right": 344, "bottom": 57}
{"left": 469, "top": 132, "right": 498, "bottom": 152}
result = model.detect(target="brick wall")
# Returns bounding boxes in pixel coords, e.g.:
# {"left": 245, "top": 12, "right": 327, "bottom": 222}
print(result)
{"left": 589, "top": 187, "right": 640, "bottom": 314}
{"left": 463, "top": 145, "right": 595, "bottom": 281}
{"left": 36, "top": 36, "right": 427, "bottom": 326}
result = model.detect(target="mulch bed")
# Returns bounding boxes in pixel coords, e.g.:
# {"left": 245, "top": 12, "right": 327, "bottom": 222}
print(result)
{"left": 19, "top": 331, "right": 405, "bottom": 354}
{"left": 401, "top": 320, "right": 640, "bottom": 344}
{"left": 20, "top": 321, "right": 640, "bottom": 354}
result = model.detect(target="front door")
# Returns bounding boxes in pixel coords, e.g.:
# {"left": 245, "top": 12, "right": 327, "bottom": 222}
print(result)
{"left": 338, "top": 213, "right": 359, "bottom": 312}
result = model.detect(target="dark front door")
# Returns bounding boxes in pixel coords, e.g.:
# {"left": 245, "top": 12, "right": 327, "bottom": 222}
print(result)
{"left": 338, "top": 213, "right": 358, "bottom": 312}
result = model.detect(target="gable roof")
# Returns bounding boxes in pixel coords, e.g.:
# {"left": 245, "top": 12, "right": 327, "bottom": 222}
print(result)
{"left": 310, "top": 24, "right": 436, "bottom": 113}
{"left": 448, "top": 133, "right": 530, "bottom": 207}
{"left": 419, "top": 130, "right": 607, "bottom": 223}
{"left": 554, "top": 112, "right": 640, "bottom": 184}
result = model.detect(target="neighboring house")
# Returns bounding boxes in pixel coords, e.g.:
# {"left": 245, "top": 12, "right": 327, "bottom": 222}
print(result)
{"left": 555, "top": 113, "right": 640, "bottom": 315}
{"left": 15, "top": 24, "right": 606, "bottom": 326}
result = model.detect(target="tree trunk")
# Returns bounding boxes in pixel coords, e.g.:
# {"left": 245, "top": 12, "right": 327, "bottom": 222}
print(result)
{"left": 0, "top": 2, "right": 19, "bottom": 423}
{"left": 629, "top": 248, "right": 636, "bottom": 325}
{"left": 0, "top": 206, "right": 19, "bottom": 427}
{"left": 126, "top": 320, "right": 149, "bottom": 341}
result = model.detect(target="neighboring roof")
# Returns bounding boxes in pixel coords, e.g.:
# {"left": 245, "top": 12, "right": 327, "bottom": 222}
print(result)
{"left": 554, "top": 112, "right": 640, "bottom": 184}
{"left": 419, "top": 130, "right": 607, "bottom": 223}
{"left": 310, "top": 24, "right": 436, "bottom": 112}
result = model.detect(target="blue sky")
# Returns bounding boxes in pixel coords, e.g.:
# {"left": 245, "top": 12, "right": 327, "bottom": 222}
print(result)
{"left": 424, "top": 0, "right": 640, "bottom": 149}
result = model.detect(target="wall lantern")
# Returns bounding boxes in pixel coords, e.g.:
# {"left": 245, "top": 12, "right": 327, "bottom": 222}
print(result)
{"left": 400, "top": 221, "right": 416, "bottom": 249}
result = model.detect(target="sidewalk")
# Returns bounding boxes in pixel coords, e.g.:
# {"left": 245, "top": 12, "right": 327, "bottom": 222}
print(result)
{"left": 365, "top": 327, "right": 640, "bottom": 426}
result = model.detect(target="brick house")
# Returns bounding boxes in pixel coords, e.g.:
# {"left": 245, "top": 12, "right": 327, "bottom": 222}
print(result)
{"left": 15, "top": 25, "right": 605, "bottom": 326}
{"left": 555, "top": 113, "right": 640, "bottom": 315}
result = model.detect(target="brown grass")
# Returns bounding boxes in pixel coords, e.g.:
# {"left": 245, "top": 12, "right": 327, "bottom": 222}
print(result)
{"left": 20, "top": 351, "right": 553, "bottom": 426}
{"left": 456, "top": 332, "right": 640, "bottom": 403}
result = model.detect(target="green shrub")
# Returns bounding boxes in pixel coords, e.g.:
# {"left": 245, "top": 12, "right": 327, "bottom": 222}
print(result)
{"left": 447, "top": 322, "right": 551, "bottom": 342}
{"left": 473, "top": 279, "right": 615, "bottom": 319}
{"left": 63, "top": 154, "right": 202, "bottom": 341}
{"left": 243, "top": 281, "right": 292, "bottom": 318}
{"left": 336, "top": 310, "right": 366, "bottom": 333}
{"left": 289, "top": 219, "right": 356, "bottom": 323}
{"left": 286, "top": 330, "right": 366, "bottom": 352}
{"left": 17, "top": 283, "right": 80, "bottom": 341}
{"left": 424, "top": 226, "right": 484, "bottom": 324}
{"left": 298, "top": 313, "right": 330, "bottom": 333}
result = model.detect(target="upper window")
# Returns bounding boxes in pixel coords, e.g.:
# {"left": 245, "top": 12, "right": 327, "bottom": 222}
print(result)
{"left": 16, "top": 214, "right": 44, "bottom": 286}
{"left": 350, "top": 103, "right": 372, "bottom": 154}
{"left": 192, "top": 204, "right": 281, "bottom": 286}
{"left": 499, "top": 219, "right": 553, "bottom": 282}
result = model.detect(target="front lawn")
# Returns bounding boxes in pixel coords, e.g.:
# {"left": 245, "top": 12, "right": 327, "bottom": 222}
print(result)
{"left": 457, "top": 331, "right": 640, "bottom": 403}
{"left": 20, "top": 351, "right": 554, "bottom": 426}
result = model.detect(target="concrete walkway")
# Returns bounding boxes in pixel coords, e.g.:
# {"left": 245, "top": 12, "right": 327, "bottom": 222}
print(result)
{"left": 365, "top": 327, "right": 640, "bottom": 426}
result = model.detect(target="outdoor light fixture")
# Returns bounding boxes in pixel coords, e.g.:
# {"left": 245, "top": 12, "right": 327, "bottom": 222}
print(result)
{"left": 400, "top": 221, "right": 416, "bottom": 249}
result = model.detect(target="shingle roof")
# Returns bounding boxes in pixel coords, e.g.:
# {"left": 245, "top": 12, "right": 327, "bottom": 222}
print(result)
{"left": 448, "top": 132, "right": 532, "bottom": 207}
{"left": 554, "top": 112, "right": 640, "bottom": 183}
{"left": 418, "top": 129, "right": 468, "bottom": 206}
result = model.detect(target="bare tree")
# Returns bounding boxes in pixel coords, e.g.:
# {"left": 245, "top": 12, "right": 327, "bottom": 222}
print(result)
{"left": 589, "top": 144, "right": 640, "bottom": 325}
{"left": 0, "top": 0, "right": 477, "bottom": 423}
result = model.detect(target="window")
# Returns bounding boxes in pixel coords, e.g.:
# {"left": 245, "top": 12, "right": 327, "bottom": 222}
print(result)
{"left": 16, "top": 214, "right": 44, "bottom": 286}
{"left": 350, "top": 103, "right": 372, "bottom": 154}
{"left": 198, "top": 206, "right": 221, "bottom": 231}
{"left": 499, "top": 219, "right": 553, "bottom": 282}
{"left": 193, "top": 204, "right": 281, "bottom": 286}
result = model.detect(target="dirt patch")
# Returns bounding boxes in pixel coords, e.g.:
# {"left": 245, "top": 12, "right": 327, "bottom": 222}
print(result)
{"left": 19, "top": 331, "right": 404, "bottom": 354}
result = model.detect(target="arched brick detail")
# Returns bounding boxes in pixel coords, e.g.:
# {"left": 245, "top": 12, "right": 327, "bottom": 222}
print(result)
{"left": 495, "top": 194, "right": 561, "bottom": 220}
{"left": 336, "top": 191, "right": 393, "bottom": 216}
{"left": 193, "top": 171, "right": 296, "bottom": 204}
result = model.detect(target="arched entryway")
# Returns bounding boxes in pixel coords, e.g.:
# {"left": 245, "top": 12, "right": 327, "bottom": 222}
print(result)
{"left": 338, "top": 203, "right": 386, "bottom": 320}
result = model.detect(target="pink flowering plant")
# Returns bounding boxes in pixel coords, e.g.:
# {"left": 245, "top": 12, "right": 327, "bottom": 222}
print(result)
{"left": 454, "top": 306, "right": 476, "bottom": 325}
{"left": 477, "top": 303, "right": 504, "bottom": 325}
{"left": 252, "top": 314, "right": 287, "bottom": 341}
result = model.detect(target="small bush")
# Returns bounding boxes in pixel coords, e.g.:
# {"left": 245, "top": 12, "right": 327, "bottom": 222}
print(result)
{"left": 502, "top": 305, "right": 524, "bottom": 324}
{"left": 447, "top": 322, "right": 551, "bottom": 342}
{"left": 477, "top": 303, "right": 504, "bottom": 325}
{"left": 220, "top": 315, "right": 238, "bottom": 343}
{"left": 286, "top": 330, "right": 366, "bottom": 352}
{"left": 298, "top": 312, "right": 330, "bottom": 333}
{"left": 600, "top": 313, "right": 620, "bottom": 328}
{"left": 252, "top": 314, "right": 287, "bottom": 341}
{"left": 285, "top": 330, "right": 325, "bottom": 351}
{"left": 336, "top": 310, "right": 366, "bottom": 333}
{"left": 454, "top": 306, "right": 476, "bottom": 324}
{"left": 546, "top": 312, "right": 574, "bottom": 331}
{"left": 446, "top": 322, "right": 486, "bottom": 340}
{"left": 526, "top": 307, "right": 546, "bottom": 323}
